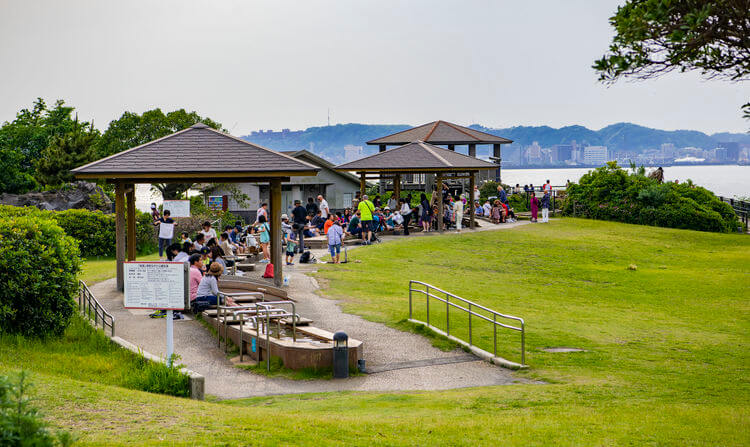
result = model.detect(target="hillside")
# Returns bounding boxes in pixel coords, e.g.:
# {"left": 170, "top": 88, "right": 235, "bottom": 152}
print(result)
{"left": 241, "top": 122, "right": 749, "bottom": 163}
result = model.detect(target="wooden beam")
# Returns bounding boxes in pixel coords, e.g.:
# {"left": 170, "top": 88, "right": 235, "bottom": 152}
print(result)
{"left": 115, "top": 183, "right": 126, "bottom": 291}
{"left": 360, "top": 172, "right": 366, "bottom": 197}
{"left": 493, "top": 144, "right": 501, "bottom": 183}
{"left": 126, "top": 184, "right": 136, "bottom": 261}
{"left": 269, "top": 179, "right": 282, "bottom": 287}
{"left": 469, "top": 173, "right": 476, "bottom": 230}
{"left": 436, "top": 173, "right": 444, "bottom": 233}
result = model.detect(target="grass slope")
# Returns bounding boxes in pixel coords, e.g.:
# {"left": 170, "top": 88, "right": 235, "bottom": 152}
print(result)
{"left": 1, "top": 219, "right": 747, "bottom": 445}
{"left": 79, "top": 253, "right": 159, "bottom": 285}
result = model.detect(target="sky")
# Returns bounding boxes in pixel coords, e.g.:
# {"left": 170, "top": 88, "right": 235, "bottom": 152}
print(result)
{"left": 1, "top": 0, "right": 747, "bottom": 135}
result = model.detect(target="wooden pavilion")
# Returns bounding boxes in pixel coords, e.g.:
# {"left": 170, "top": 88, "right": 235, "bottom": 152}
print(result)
{"left": 366, "top": 120, "right": 512, "bottom": 183}
{"left": 335, "top": 140, "right": 498, "bottom": 232}
{"left": 72, "top": 123, "right": 319, "bottom": 289}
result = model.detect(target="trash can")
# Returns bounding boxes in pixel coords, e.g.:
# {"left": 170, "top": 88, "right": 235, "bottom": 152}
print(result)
{"left": 333, "top": 331, "right": 348, "bottom": 379}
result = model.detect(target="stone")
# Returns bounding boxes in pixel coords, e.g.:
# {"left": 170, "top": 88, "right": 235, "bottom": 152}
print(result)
{"left": 0, "top": 181, "right": 112, "bottom": 212}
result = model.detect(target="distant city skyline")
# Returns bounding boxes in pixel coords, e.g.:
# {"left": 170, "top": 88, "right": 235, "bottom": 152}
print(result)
{"left": 1, "top": 0, "right": 748, "bottom": 135}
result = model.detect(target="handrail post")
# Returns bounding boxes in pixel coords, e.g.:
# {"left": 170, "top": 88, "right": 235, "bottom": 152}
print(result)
{"left": 239, "top": 313, "right": 244, "bottom": 362}
{"left": 493, "top": 314, "right": 497, "bottom": 357}
{"left": 468, "top": 303, "right": 472, "bottom": 346}
{"left": 446, "top": 294, "right": 450, "bottom": 336}
{"left": 408, "top": 282, "right": 413, "bottom": 320}
{"left": 521, "top": 321, "right": 525, "bottom": 366}
{"left": 425, "top": 285, "right": 430, "bottom": 327}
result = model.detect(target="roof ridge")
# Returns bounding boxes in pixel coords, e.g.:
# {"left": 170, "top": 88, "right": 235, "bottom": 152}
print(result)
{"left": 204, "top": 127, "right": 319, "bottom": 170}
{"left": 72, "top": 126, "right": 195, "bottom": 172}
{"left": 365, "top": 121, "right": 437, "bottom": 145}
{"left": 442, "top": 121, "right": 482, "bottom": 141}
{"left": 418, "top": 141, "right": 450, "bottom": 166}
{"left": 423, "top": 121, "right": 440, "bottom": 141}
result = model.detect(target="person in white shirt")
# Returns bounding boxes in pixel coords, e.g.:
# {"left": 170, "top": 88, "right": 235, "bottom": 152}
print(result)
{"left": 399, "top": 198, "right": 413, "bottom": 235}
{"left": 200, "top": 221, "right": 217, "bottom": 242}
{"left": 255, "top": 203, "right": 268, "bottom": 223}
{"left": 317, "top": 195, "right": 330, "bottom": 219}
{"left": 543, "top": 180, "right": 552, "bottom": 193}
{"left": 453, "top": 195, "right": 465, "bottom": 232}
{"left": 473, "top": 185, "right": 480, "bottom": 202}
{"left": 387, "top": 195, "right": 398, "bottom": 211}
{"left": 482, "top": 200, "right": 492, "bottom": 217}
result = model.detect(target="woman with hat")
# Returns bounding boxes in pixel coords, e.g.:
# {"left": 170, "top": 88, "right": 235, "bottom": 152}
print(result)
{"left": 194, "top": 261, "right": 224, "bottom": 309}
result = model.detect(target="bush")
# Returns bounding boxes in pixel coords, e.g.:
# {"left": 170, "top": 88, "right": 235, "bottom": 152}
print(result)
{"left": 0, "top": 205, "right": 156, "bottom": 257}
{"left": 0, "top": 372, "right": 73, "bottom": 446}
{"left": 563, "top": 163, "right": 739, "bottom": 233}
{"left": 0, "top": 215, "right": 81, "bottom": 337}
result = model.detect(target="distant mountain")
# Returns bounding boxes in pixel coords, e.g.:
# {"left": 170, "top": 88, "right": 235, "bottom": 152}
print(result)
{"left": 240, "top": 122, "right": 748, "bottom": 163}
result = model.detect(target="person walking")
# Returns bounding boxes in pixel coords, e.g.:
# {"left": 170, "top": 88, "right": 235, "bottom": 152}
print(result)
{"left": 357, "top": 194, "right": 375, "bottom": 244}
{"left": 453, "top": 194, "right": 465, "bottom": 232}
{"left": 541, "top": 192, "right": 550, "bottom": 223}
{"left": 291, "top": 199, "right": 307, "bottom": 253}
{"left": 317, "top": 194, "right": 330, "bottom": 219}
{"left": 530, "top": 193, "right": 540, "bottom": 222}
{"left": 399, "top": 198, "right": 412, "bottom": 235}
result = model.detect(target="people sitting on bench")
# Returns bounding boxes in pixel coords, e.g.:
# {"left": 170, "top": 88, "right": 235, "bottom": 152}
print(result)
{"left": 347, "top": 210, "right": 363, "bottom": 239}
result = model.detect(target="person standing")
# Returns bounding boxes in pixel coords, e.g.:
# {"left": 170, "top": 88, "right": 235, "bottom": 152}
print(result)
{"left": 497, "top": 185, "right": 508, "bottom": 205}
{"left": 291, "top": 200, "right": 308, "bottom": 253}
{"left": 154, "top": 209, "right": 175, "bottom": 260}
{"left": 543, "top": 179, "right": 552, "bottom": 194}
{"left": 399, "top": 198, "right": 412, "bottom": 235}
{"left": 317, "top": 194, "right": 330, "bottom": 219}
{"left": 473, "top": 185, "right": 480, "bottom": 203}
{"left": 530, "top": 194, "right": 540, "bottom": 223}
{"left": 387, "top": 194, "right": 398, "bottom": 211}
{"left": 150, "top": 203, "right": 161, "bottom": 223}
{"left": 326, "top": 218, "right": 344, "bottom": 264}
{"left": 257, "top": 215, "right": 271, "bottom": 263}
{"left": 541, "top": 192, "right": 550, "bottom": 223}
{"left": 357, "top": 194, "right": 375, "bottom": 244}
{"left": 254, "top": 203, "right": 268, "bottom": 224}
{"left": 420, "top": 193, "right": 431, "bottom": 232}
{"left": 453, "top": 194, "right": 465, "bottom": 232}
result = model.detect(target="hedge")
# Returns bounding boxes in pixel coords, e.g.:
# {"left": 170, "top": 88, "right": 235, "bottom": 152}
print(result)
{"left": 562, "top": 163, "right": 739, "bottom": 233}
{"left": 0, "top": 215, "right": 81, "bottom": 337}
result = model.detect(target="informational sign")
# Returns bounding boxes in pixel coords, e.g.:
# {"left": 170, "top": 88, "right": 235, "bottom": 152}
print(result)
{"left": 208, "top": 195, "right": 224, "bottom": 210}
{"left": 162, "top": 200, "right": 190, "bottom": 217}
{"left": 124, "top": 262, "right": 188, "bottom": 310}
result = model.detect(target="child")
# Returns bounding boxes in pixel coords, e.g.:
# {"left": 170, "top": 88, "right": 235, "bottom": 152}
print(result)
{"left": 180, "top": 232, "right": 192, "bottom": 245}
{"left": 257, "top": 215, "right": 271, "bottom": 263}
{"left": 285, "top": 227, "right": 297, "bottom": 265}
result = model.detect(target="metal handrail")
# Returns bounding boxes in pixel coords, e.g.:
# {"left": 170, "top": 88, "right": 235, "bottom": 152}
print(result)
{"left": 78, "top": 280, "right": 115, "bottom": 337}
{"left": 408, "top": 280, "right": 525, "bottom": 365}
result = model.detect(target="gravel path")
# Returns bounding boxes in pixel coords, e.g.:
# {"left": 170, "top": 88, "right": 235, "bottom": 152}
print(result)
{"left": 90, "top": 220, "right": 532, "bottom": 399}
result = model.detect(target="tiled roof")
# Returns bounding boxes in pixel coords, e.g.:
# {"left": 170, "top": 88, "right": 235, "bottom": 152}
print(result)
{"left": 366, "top": 120, "right": 512, "bottom": 145}
{"left": 335, "top": 141, "right": 498, "bottom": 171}
{"left": 72, "top": 123, "right": 319, "bottom": 176}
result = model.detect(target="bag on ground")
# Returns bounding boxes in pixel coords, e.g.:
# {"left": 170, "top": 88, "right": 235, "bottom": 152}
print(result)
{"left": 262, "top": 263, "right": 274, "bottom": 278}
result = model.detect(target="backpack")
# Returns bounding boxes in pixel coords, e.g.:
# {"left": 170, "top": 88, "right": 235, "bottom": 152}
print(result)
{"left": 262, "top": 263, "right": 274, "bottom": 278}
{"left": 299, "top": 251, "right": 316, "bottom": 264}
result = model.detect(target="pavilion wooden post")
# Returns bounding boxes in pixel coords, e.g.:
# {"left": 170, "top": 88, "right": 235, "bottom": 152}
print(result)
{"left": 469, "top": 172, "right": 476, "bottom": 230}
{"left": 126, "top": 184, "right": 136, "bottom": 261}
{"left": 447, "top": 144, "right": 455, "bottom": 151}
{"left": 360, "top": 172, "right": 366, "bottom": 196}
{"left": 115, "top": 183, "right": 126, "bottom": 291}
{"left": 468, "top": 144, "right": 476, "bottom": 157}
{"left": 493, "top": 144, "right": 501, "bottom": 183}
{"left": 436, "top": 173, "right": 444, "bottom": 232}
{"left": 269, "top": 179, "right": 282, "bottom": 287}
{"left": 393, "top": 174, "right": 401, "bottom": 203}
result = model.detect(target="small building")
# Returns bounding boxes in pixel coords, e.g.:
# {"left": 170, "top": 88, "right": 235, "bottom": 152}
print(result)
{"left": 207, "top": 149, "right": 362, "bottom": 222}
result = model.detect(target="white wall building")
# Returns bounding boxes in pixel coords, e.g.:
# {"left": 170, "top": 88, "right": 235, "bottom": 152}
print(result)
{"left": 583, "top": 146, "right": 609, "bottom": 165}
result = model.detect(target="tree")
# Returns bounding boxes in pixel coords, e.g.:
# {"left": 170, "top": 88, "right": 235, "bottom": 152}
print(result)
{"left": 594, "top": 0, "right": 749, "bottom": 116}
{"left": 97, "top": 108, "right": 223, "bottom": 199}
{"left": 36, "top": 118, "right": 99, "bottom": 187}
{"left": 0, "top": 98, "right": 90, "bottom": 193}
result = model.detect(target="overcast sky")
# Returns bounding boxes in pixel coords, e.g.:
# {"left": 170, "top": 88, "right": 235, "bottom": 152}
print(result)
{"left": 1, "top": 0, "right": 747, "bottom": 135}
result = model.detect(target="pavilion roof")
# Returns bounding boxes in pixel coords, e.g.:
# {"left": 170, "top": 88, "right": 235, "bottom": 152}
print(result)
{"left": 366, "top": 120, "right": 512, "bottom": 146}
{"left": 72, "top": 123, "right": 319, "bottom": 181}
{"left": 335, "top": 140, "right": 498, "bottom": 172}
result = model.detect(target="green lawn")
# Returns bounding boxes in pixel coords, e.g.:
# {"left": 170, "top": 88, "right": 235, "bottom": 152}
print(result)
{"left": 79, "top": 253, "right": 159, "bottom": 284}
{"left": 2, "top": 219, "right": 748, "bottom": 445}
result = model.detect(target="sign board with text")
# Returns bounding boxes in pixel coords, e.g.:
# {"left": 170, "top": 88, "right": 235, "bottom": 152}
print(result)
{"left": 124, "top": 262, "right": 188, "bottom": 310}
{"left": 162, "top": 200, "right": 191, "bottom": 218}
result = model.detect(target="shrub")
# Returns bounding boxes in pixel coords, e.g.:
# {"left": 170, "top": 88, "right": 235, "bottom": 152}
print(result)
{"left": 126, "top": 354, "right": 191, "bottom": 398}
{"left": 563, "top": 163, "right": 739, "bottom": 233}
{"left": 0, "top": 372, "right": 73, "bottom": 446}
{"left": 0, "top": 215, "right": 81, "bottom": 337}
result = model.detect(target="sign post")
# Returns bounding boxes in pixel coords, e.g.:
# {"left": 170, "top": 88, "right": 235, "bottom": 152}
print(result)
{"left": 124, "top": 261, "right": 189, "bottom": 365}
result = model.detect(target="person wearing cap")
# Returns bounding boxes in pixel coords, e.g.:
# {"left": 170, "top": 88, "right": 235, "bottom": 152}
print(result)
{"left": 194, "top": 261, "right": 223, "bottom": 308}
{"left": 291, "top": 200, "right": 308, "bottom": 253}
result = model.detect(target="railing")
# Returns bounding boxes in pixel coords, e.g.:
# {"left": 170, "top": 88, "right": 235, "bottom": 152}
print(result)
{"left": 718, "top": 196, "right": 749, "bottom": 233}
{"left": 409, "top": 280, "right": 525, "bottom": 366}
{"left": 78, "top": 280, "right": 115, "bottom": 337}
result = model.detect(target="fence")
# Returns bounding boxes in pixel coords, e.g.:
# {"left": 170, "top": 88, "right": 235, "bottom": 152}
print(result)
{"left": 408, "top": 280, "right": 525, "bottom": 367}
{"left": 78, "top": 280, "right": 115, "bottom": 336}
{"left": 718, "top": 196, "right": 749, "bottom": 233}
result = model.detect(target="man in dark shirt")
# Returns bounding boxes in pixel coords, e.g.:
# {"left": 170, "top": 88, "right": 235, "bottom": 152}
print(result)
{"left": 310, "top": 210, "right": 326, "bottom": 232}
{"left": 292, "top": 200, "right": 308, "bottom": 253}
{"left": 306, "top": 197, "right": 319, "bottom": 216}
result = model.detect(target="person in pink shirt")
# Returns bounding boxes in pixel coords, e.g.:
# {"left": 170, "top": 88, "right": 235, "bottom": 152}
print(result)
{"left": 188, "top": 254, "right": 203, "bottom": 303}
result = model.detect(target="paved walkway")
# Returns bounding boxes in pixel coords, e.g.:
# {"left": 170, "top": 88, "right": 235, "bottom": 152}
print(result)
{"left": 90, "top": 220, "right": 531, "bottom": 399}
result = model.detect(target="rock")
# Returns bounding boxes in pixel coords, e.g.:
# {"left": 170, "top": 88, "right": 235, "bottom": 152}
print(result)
{"left": 0, "top": 181, "right": 113, "bottom": 212}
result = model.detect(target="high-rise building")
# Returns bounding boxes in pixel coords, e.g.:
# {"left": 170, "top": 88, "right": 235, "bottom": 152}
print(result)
{"left": 554, "top": 144, "right": 573, "bottom": 163}
{"left": 660, "top": 143, "right": 676, "bottom": 158}
{"left": 343, "top": 145, "right": 363, "bottom": 162}
{"left": 718, "top": 142, "right": 740, "bottom": 162}
{"left": 583, "top": 146, "right": 609, "bottom": 165}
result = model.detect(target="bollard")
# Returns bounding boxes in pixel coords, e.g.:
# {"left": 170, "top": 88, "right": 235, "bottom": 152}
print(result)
{"left": 333, "top": 331, "right": 349, "bottom": 379}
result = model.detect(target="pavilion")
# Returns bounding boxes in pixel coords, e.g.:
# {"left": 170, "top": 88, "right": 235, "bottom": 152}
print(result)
{"left": 335, "top": 140, "right": 498, "bottom": 232}
{"left": 72, "top": 123, "right": 319, "bottom": 289}
{"left": 366, "top": 120, "right": 512, "bottom": 183}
